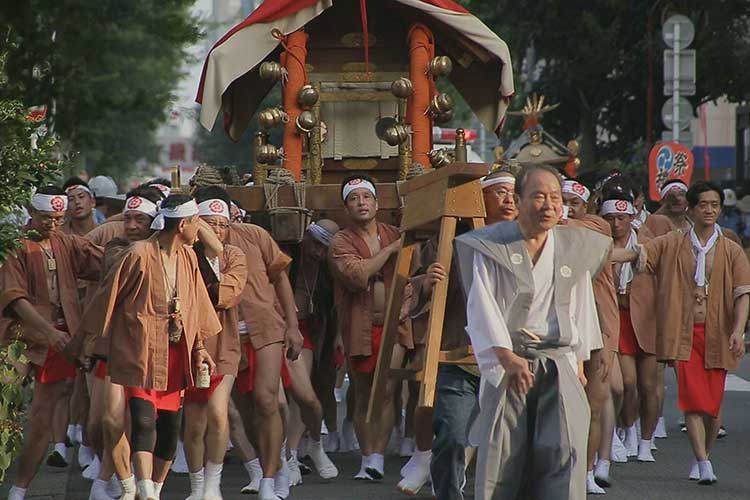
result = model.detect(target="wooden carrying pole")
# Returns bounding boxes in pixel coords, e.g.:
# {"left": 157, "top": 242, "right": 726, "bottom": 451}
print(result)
{"left": 367, "top": 164, "right": 488, "bottom": 422}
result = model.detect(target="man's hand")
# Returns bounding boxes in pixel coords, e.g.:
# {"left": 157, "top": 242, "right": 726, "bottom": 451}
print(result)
{"left": 426, "top": 262, "right": 447, "bottom": 290}
{"left": 193, "top": 347, "right": 216, "bottom": 375}
{"left": 597, "top": 350, "right": 612, "bottom": 383}
{"left": 578, "top": 360, "right": 588, "bottom": 387}
{"left": 285, "top": 326, "right": 304, "bottom": 361}
{"left": 494, "top": 347, "right": 534, "bottom": 396}
{"left": 729, "top": 331, "right": 745, "bottom": 358}
{"left": 385, "top": 239, "right": 402, "bottom": 256}
{"left": 46, "top": 327, "right": 71, "bottom": 352}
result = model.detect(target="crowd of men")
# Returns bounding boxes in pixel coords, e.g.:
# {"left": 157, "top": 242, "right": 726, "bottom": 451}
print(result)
{"left": 1, "top": 163, "right": 747, "bottom": 500}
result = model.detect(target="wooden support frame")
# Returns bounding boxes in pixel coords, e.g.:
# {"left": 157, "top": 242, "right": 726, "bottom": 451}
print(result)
{"left": 367, "top": 164, "right": 488, "bottom": 422}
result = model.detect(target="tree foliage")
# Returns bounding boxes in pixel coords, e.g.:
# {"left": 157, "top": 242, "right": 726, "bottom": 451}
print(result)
{"left": 0, "top": 44, "right": 61, "bottom": 484}
{"left": 1, "top": 0, "right": 201, "bottom": 179}
{"left": 463, "top": 0, "right": 750, "bottom": 174}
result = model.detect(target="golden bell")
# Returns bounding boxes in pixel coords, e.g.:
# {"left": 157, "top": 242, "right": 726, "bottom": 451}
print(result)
{"left": 295, "top": 110, "right": 318, "bottom": 133}
{"left": 259, "top": 61, "right": 283, "bottom": 81}
{"left": 257, "top": 144, "right": 281, "bottom": 164}
{"left": 383, "top": 124, "right": 409, "bottom": 146}
{"left": 269, "top": 107, "right": 289, "bottom": 125}
{"left": 297, "top": 85, "right": 319, "bottom": 108}
{"left": 429, "top": 93, "right": 454, "bottom": 115}
{"left": 433, "top": 109, "right": 453, "bottom": 124}
{"left": 391, "top": 77, "right": 414, "bottom": 99}
{"left": 259, "top": 109, "right": 276, "bottom": 129}
{"left": 428, "top": 56, "right": 453, "bottom": 77}
{"left": 428, "top": 148, "right": 452, "bottom": 168}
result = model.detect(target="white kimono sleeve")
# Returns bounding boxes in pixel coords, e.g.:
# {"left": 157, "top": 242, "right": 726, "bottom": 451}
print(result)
{"left": 465, "top": 252, "right": 513, "bottom": 387}
{"left": 571, "top": 270, "right": 603, "bottom": 362}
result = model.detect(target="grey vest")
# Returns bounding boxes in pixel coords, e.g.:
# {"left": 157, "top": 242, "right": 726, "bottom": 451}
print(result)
{"left": 454, "top": 221, "right": 611, "bottom": 349}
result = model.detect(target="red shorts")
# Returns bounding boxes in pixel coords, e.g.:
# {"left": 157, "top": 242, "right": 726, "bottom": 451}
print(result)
{"left": 33, "top": 348, "right": 77, "bottom": 384}
{"left": 677, "top": 323, "right": 727, "bottom": 418}
{"left": 350, "top": 326, "right": 383, "bottom": 374}
{"left": 618, "top": 308, "right": 642, "bottom": 356}
{"left": 125, "top": 342, "right": 186, "bottom": 412}
{"left": 236, "top": 342, "right": 292, "bottom": 395}
{"left": 299, "top": 319, "right": 314, "bottom": 351}
{"left": 94, "top": 360, "right": 108, "bottom": 380}
{"left": 184, "top": 374, "right": 225, "bottom": 404}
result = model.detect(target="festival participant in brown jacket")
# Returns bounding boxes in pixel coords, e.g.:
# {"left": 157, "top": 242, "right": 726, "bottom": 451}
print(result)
{"left": 286, "top": 219, "right": 341, "bottom": 485}
{"left": 61, "top": 176, "right": 99, "bottom": 236}
{"left": 561, "top": 178, "right": 620, "bottom": 495}
{"left": 183, "top": 187, "right": 248, "bottom": 500}
{"left": 224, "top": 210, "right": 303, "bottom": 500}
{"left": 82, "top": 185, "right": 163, "bottom": 500}
{"left": 83, "top": 194, "right": 222, "bottom": 500}
{"left": 329, "top": 174, "right": 414, "bottom": 481}
{"left": 601, "top": 195, "right": 660, "bottom": 467}
{"left": 2, "top": 186, "right": 104, "bottom": 500}
{"left": 613, "top": 181, "right": 750, "bottom": 485}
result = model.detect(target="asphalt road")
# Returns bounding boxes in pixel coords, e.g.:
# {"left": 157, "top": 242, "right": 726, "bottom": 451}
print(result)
{"left": 5, "top": 366, "right": 750, "bottom": 500}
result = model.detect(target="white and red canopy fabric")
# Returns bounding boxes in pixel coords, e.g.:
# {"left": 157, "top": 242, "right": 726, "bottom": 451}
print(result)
{"left": 197, "top": 0, "right": 514, "bottom": 141}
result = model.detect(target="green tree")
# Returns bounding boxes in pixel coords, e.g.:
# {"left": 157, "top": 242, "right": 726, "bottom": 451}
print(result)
{"left": 1, "top": 0, "right": 201, "bottom": 179}
{"left": 463, "top": 0, "right": 750, "bottom": 174}
{"left": 0, "top": 43, "right": 63, "bottom": 484}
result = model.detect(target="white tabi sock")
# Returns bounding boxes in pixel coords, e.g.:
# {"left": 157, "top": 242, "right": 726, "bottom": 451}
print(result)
{"left": 54, "top": 442, "right": 68, "bottom": 458}
{"left": 120, "top": 475, "right": 136, "bottom": 494}
{"left": 308, "top": 438, "right": 338, "bottom": 479}
{"left": 204, "top": 461, "right": 223, "bottom": 498}
{"left": 7, "top": 486, "right": 27, "bottom": 500}
{"left": 187, "top": 468, "right": 204, "bottom": 499}
{"left": 135, "top": 479, "right": 154, "bottom": 500}
{"left": 152, "top": 481, "right": 163, "bottom": 500}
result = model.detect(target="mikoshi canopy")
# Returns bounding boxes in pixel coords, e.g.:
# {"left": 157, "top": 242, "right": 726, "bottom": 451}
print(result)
{"left": 196, "top": 0, "right": 514, "bottom": 141}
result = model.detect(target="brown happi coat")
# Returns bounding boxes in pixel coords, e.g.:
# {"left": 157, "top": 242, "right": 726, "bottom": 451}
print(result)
{"left": 644, "top": 213, "right": 675, "bottom": 237}
{"left": 614, "top": 228, "right": 658, "bottom": 354}
{"left": 226, "top": 223, "right": 292, "bottom": 350}
{"left": 200, "top": 244, "right": 247, "bottom": 376}
{"left": 329, "top": 222, "right": 413, "bottom": 358}
{"left": 0, "top": 232, "right": 103, "bottom": 365}
{"left": 642, "top": 231, "right": 750, "bottom": 369}
{"left": 570, "top": 215, "right": 619, "bottom": 353}
{"left": 82, "top": 236, "right": 221, "bottom": 390}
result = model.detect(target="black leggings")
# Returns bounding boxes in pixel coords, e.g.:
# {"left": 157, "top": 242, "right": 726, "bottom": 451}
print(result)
{"left": 129, "top": 397, "right": 182, "bottom": 461}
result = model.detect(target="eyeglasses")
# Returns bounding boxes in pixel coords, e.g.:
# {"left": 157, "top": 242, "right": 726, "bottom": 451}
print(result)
{"left": 487, "top": 188, "right": 515, "bottom": 199}
{"left": 205, "top": 220, "right": 229, "bottom": 230}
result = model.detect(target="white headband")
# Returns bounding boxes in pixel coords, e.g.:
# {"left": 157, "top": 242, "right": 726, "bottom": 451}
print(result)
{"left": 660, "top": 181, "right": 688, "bottom": 199}
{"left": 307, "top": 222, "right": 335, "bottom": 247}
{"left": 562, "top": 180, "right": 591, "bottom": 203}
{"left": 31, "top": 193, "right": 68, "bottom": 212}
{"left": 151, "top": 184, "right": 171, "bottom": 198}
{"left": 65, "top": 185, "right": 93, "bottom": 197}
{"left": 197, "top": 199, "right": 230, "bottom": 220}
{"left": 150, "top": 199, "right": 199, "bottom": 230}
{"left": 123, "top": 196, "right": 158, "bottom": 218}
{"left": 600, "top": 199, "right": 636, "bottom": 216}
{"left": 342, "top": 179, "right": 376, "bottom": 202}
{"left": 480, "top": 175, "right": 515, "bottom": 189}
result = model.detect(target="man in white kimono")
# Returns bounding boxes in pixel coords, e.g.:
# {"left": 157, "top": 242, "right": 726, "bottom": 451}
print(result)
{"left": 454, "top": 165, "right": 611, "bottom": 500}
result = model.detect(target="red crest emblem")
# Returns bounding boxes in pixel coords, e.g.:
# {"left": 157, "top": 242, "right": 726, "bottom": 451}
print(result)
{"left": 127, "top": 197, "right": 143, "bottom": 209}
{"left": 348, "top": 179, "right": 363, "bottom": 186}
{"left": 50, "top": 196, "right": 66, "bottom": 212}
{"left": 209, "top": 200, "right": 224, "bottom": 213}
{"left": 572, "top": 182, "right": 586, "bottom": 195}
{"left": 614, "top": 200, "right": 629, "bottom": 212}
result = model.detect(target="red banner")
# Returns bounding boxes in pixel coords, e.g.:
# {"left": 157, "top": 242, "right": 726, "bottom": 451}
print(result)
{"left": 648, "top": 142, "right": 694, "bottom": 201}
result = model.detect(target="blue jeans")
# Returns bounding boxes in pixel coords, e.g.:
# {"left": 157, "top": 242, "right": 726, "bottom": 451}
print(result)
{"left": 431, "top": 365, "right": 480, "bottom": 500}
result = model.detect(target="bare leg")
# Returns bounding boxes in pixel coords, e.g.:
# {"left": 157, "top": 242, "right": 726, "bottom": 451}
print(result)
{"left": 13, "top": 380, "right": 67, "bottom": 487}
{"left": 205, "top": 376, "right": 234, "bottom": 464}
{"left": 253, "top": 342, "right": 284, "bottom": 478}
{"left": 584, "top": 350, "right": 609, "bottom": 469}
{"left": 288, "top": 348, "right": 323, "bottom": 443}
{"left": 609, "top": 355, "right": 624, "bottom": 419}
{"left": 228, "top": 397, "right": 256, "bottom": 462}
{"left": 101, "top": 379, "right": 130, "bottom": 480}
{"left": 703, "top": 414, "right": 721, "bottom": 457}
{"left": 52, "top": 381, "right": 73, "bottom": 445}
{"left": 312, "top": 349, "right": 339, "bottom": 433}
{"left": 636, "top": 354, "right": 659, "bottom": 440}
{"left": 685, "top": 412, "right": 708, "bottom": 460}
{"left": 184, "top": 401, "right": 208, "bottom": 473}
{"left": 618, "top": 354, "right": 638, "bottom": 427}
